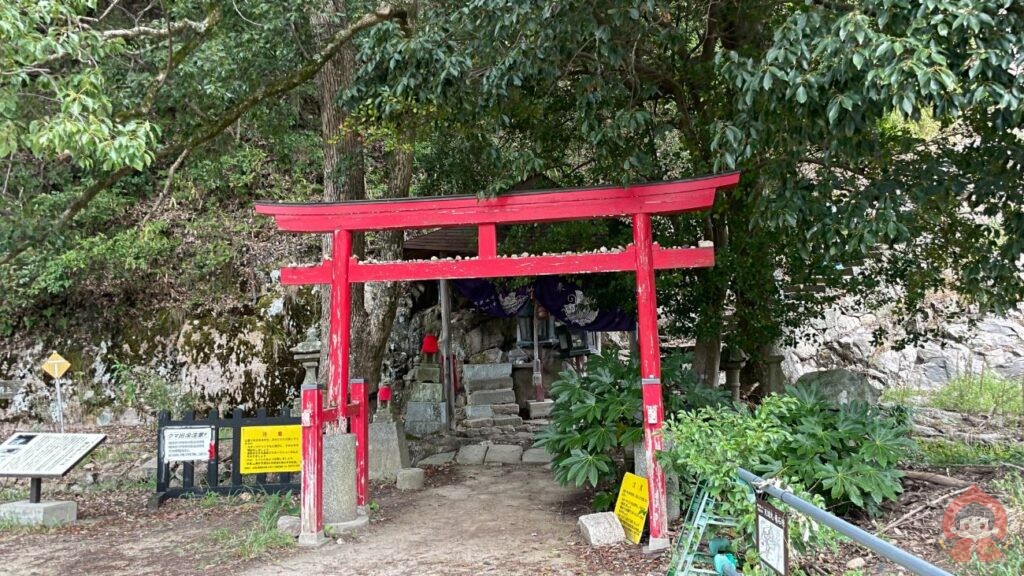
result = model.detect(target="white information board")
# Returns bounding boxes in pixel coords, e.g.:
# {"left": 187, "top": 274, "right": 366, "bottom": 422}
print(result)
{"left": 0, "top": 432, "right": 106, "bottom": 478}
{"left": 756, "top": 499, "right": 788, "bottom": 575}
{"left": 161, "top": 426, "right": 215, "bottom": 462}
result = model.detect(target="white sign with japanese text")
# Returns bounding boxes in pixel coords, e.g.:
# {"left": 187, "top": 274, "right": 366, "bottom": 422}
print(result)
{"left": 0, "top": 432, "right": 106, "bottom": 478}
{"left": 161, "top": 426, "right": 215, "bottom": 462}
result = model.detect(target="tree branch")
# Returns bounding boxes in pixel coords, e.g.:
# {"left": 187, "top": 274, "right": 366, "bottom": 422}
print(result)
{"left": 1, "top": 3, "right": 410, "bottom": 266}
{"left": 141, "top": 147, "right": 190, "bottom": 225}
{"left": 28, "top": 13, "right": 217, "bottom": 70}
{"left": 137, "top": 7, "right": 222, "bottom": 115}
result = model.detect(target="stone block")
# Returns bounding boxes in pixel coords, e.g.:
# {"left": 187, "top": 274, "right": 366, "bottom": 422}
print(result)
{"left": 467, "top": 389, "right": 515, "bottom": 406}
{"left": 141, "top": 456, "right": 159, "bottom": 481}
{"left": 298, "top": 531, "right": 330, "bottom": 547}
{"left": 406, "top": 420, "right": 445, "bottom": 437}
{"left": 469, "top": 348, "right": 504, "bottom": 364}
{"left": 415, "top": 364, "right": 441, "bottom": 383}
{"left": 327, "top": 511, "right": 369, "bottom": 535}
{"left": 0, "top": 501, "right": 76, "bottom": 526}
{"left": 409, "top": 381, "right": 444, "bottom": 402}
{"left": 463, "top": 363, "right": 513, "bottom": 382}
{"left": 793, "top": 368, "right": 882, "bottom": 405}
{"left": 323, "top": 432, "right": 357, "bottom": 524}
{"left": 465, "top": 404, "right": 493, "bottom": 419}
{"left": 491, "top": 415, "right": 523, "bottom": 427}
{"left": 277, "top": 514, "right": 301, "bottom": 537}
{"left": 484, "top": 444, "right": 523, "bottom": 464}
{"left": 464, "top": 377, "right": 515, "bottom": 393}
{"left": 369, "top": 419, "right": 411, "bottom": 481}
{"left": 455, "top": 444, "right": 488, "bottom": 465}
{"left": 462, "top": 417, "right": 494, "bottom": 428}
{"left": 491, "top": 403, "right": 521, "bottom": 415}
{"left": 578, "top": 512, "right": 626, "bottom": 546}
{"left": 522, "top": 448, "right": 554, "bottom": 465}
{"left": 528, "top": 400, "right": 554, "bottom": 419}
{"left": 396, "top": 467, "right": 425, "bottom": 490}
{"left": 466, "top": 325, "right": 506, "bottom": 355}
{"left": 405, "top": 401, "right": 446, "bottom": 422}
{"left": 417, "top": 451, "right": 455, "bottom": 466}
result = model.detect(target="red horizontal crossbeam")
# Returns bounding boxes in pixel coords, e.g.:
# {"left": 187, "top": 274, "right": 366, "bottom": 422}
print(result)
{"left": 256, "top": 172, "right": 739, "bottom": 233}
{"left": 280, "top": 246, "right": 714, "bottom": 285}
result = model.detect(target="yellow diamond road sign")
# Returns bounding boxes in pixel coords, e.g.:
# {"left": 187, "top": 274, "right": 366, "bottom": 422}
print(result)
{"left": 42, "top": 352, "right": 71, "bottom": 379}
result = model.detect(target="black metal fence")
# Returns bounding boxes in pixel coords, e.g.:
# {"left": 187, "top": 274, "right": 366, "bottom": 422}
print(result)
{"left": 153, "top": 408, "right": 300, "bottom": 507}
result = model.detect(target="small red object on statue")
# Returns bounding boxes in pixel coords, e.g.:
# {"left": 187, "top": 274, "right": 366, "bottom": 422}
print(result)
{"left": 421, "top": 334, "right": 439, "bottom": 354}
{"left": 378, "top": 385, "right": 392, "bottom": 403}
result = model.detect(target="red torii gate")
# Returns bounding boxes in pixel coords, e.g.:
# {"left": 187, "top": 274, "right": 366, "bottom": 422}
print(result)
{"left": 256, "top": 171, "right": 740, "bottom": 550}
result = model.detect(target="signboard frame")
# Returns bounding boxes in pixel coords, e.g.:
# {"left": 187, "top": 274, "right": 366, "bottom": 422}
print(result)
{"left": 0, "top": 432, "right": 106, "bottom": 479}
{"left": 153, "top": 408, "right": 300, "bottom": 507}
{"left": 756, "top": 497, "right": 789, "bottom": 576}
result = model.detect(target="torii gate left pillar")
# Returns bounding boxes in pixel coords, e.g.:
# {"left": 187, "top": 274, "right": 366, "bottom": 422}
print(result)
{"left": 257, "top": 172, "right": 740, "bottom": 551}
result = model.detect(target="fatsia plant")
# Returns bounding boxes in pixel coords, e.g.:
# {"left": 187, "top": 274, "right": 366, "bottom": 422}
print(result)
{"left": 534, "top": 349, "right": 727, "bottom": 509}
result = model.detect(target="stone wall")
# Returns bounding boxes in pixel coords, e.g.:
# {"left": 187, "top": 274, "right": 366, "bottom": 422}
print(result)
{"left": 783, "top": 299, "right": 1024, "bottom": 389}
{"left": 0, "top": 282, "right": 316, "bottom": 424}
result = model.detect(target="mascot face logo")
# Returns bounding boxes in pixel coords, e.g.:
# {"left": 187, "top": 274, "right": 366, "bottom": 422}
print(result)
{"left": 942, "top": 485, "right": 1007, "bottom": 563}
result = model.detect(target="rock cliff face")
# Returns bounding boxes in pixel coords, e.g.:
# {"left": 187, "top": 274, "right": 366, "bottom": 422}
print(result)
{"left": 0, "top": 282, "right": 317, "bottom": 423}
{"left": 783, "top": 299, "right": 1024, "bottom": 389}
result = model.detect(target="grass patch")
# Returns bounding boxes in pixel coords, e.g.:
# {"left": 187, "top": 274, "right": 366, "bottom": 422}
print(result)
{"left": 881, "top": 387, "right": 921, "bottom": 405}
{"left": 929, "top": 372, "right": 1024, "bottom": 417}
{"left": 208, "top": 492, "right": 297, "bottom": 559}
{"left": 0, "top": 518, "right": 64, "bottom": 533}
{"left": 918, "top": 440, "right": 1024, "bottom": 467}
{"left": 0, "top": 486, "right": 27, "bottom": 504}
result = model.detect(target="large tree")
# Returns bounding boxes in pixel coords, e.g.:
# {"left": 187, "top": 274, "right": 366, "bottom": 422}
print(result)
{"left": 344, "top": 0, "right": 1023, "bottom": 385}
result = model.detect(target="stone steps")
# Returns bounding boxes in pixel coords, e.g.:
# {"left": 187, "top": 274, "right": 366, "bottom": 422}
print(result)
{"left": 462, "top": 362, "right": 512, "bottom": 382}
{"left": 459, "top": 362, "right": 522, "bottom": 439}
{"left": 466, "top": 388, "right": 515, "bottom": 406}
{"left": 464, "top": 376, "right": 514, "bottom": 393}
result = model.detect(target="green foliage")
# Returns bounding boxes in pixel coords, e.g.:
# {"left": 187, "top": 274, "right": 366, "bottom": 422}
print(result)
{"left": 662, "top": 387, "right": 915, "bottom": 554}
{"left": 112, "top": 361, "right": 197, "bottom": 417}
{"left": 211, "top": 492, "right": 297, "bottom": 558}
{"left": 930, "top": 372, "right": 1024, "bottom": 417}
{"left": 535, "top": 350, "right": 726, "bottom": 507}
{"left": 916, "top": 440, "right": 1024, "bottom": 468}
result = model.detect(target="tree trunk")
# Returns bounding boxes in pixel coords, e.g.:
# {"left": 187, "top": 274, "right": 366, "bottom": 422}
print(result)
{"left": 349, "top": 130, "right": 414, "bottom": 390}
{"left": 692, "top": 214, "right": 729, "bottom": 387}
{"left": 310, "top": 1, "right": 368, "bottom": 385}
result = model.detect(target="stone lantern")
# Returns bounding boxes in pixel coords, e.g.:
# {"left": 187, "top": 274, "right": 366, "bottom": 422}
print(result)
{"left": 290, "top": 328, "right": 321, "bottom": 415}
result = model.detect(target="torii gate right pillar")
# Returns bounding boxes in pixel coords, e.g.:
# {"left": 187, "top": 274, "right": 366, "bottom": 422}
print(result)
{"left": 632, "top": 212, "right": 670, "bottom": 551}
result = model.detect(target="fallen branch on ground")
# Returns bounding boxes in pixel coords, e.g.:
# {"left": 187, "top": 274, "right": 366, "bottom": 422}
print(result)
{"left": 900, "top": 470, "right": 971, "bottom": 488}
{"left": 880, "top": 486, "right": 971, "bottom": 534}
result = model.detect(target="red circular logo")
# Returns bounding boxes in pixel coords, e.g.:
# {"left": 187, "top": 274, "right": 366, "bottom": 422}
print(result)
{"left": 941, "top": 485, "right": 1007, "bottom": 563}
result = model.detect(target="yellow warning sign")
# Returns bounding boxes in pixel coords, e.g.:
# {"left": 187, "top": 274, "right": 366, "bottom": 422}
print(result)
{"left": 614, "top": 472, "right": 650, "bottom": 544}
{"left": 41, "top": 351, "right": 71, "bottom": 379}
{"left": 239, "top": 425, "right": 301, "bottom": 474}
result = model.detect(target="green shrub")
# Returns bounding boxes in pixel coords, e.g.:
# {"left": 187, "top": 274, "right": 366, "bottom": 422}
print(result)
{"left": 534, "top": 350, "right": 727, "bottom": 508}
{"left": 660, "top": 386, "right": 915, "bottom": 553}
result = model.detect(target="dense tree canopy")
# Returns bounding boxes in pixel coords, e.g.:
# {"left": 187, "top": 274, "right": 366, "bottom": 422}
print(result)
{"left": 1, "top": 1, "right": 1021, "bottom": 384}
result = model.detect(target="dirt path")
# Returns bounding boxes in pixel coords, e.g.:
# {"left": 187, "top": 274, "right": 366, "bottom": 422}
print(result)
{"left": 238, "top": 465, "right": 591, "bottom": 576}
